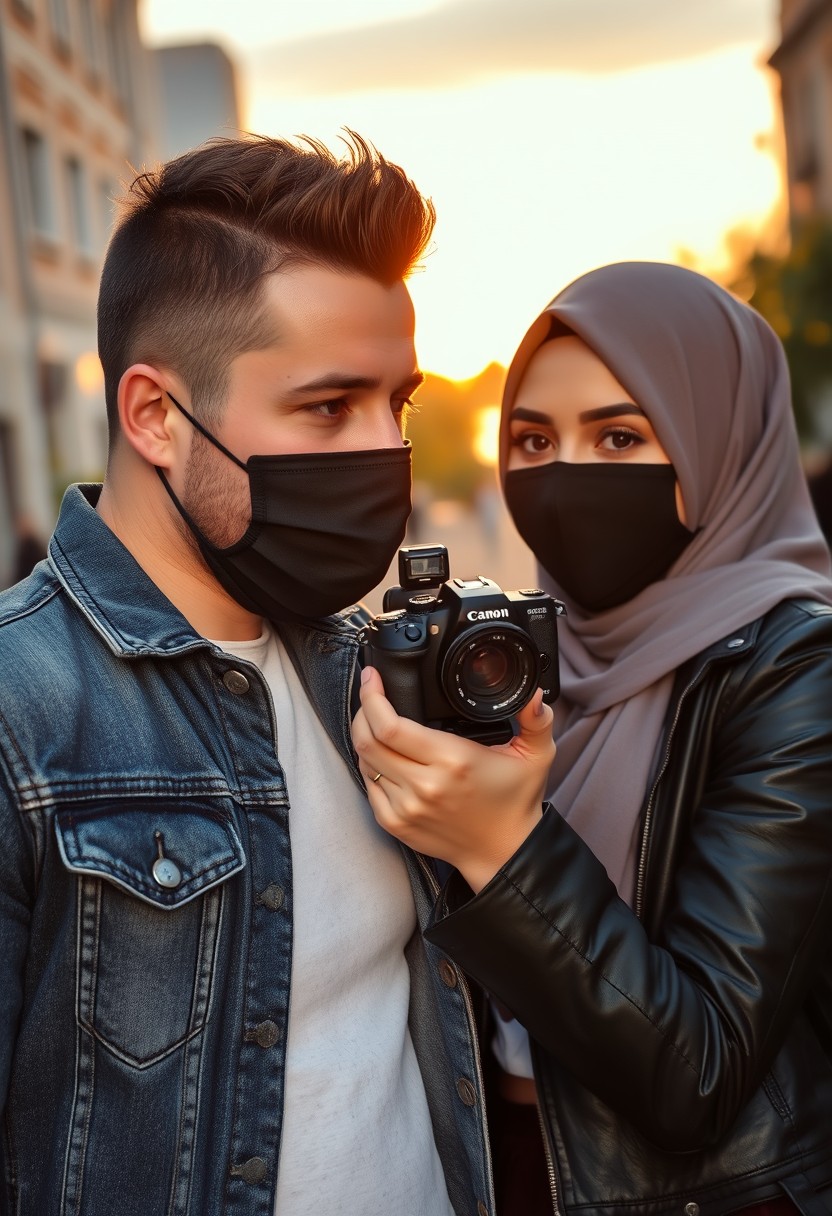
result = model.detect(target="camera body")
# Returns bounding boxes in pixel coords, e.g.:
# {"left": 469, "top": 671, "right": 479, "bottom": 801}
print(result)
{"left": 360, "top": 544, "right": 563, "bottom": 744}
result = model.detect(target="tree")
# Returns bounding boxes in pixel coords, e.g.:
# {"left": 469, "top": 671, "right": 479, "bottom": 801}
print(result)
{"left": 734, "top": 219, "right": 832, "bottom": 439}
{"left": 406, "top": 363, "right": 505, "bottom": 501}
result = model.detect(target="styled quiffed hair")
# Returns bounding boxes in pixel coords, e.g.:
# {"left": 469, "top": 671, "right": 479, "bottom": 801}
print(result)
{"left": 97, "top": 132, "right": 436, "bottom": 440}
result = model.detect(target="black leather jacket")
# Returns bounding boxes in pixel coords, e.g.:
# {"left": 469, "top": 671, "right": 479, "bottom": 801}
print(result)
{"left": 427, "top": 599, "right": 832, "bottom": 1216}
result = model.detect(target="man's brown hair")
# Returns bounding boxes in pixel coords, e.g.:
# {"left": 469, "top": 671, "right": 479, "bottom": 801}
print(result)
{"left": 97, "top": 132, "right": 435, "bottom": 440}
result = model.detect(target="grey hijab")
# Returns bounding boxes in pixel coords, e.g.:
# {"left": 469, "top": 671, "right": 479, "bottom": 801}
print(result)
{"left": 500, "top": 261, "right": 832, "bottom": 903}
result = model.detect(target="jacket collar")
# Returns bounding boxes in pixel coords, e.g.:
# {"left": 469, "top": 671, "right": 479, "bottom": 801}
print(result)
{"left": 693, "top": 616, "right": 762, "bottom": 666}
{"left": 48, "top": 484, "right": 211, "bottom": 658}
{"left": 48, "top": 484, "right": 360, "bottom": 660}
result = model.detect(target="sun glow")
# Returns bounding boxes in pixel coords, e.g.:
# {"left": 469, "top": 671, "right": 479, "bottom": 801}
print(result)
{"left": 473, "top": 405, "right": 501, "bottom": 467}
{"left": 75, "top": 352, "right": 104, "bottom": 395}
{"left": 142, "top": 4, "right": 781, "bottom": 382}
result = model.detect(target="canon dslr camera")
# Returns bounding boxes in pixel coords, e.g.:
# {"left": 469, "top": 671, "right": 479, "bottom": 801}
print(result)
{"left": 360, "top": 544, "right": 563, "bottom": 744}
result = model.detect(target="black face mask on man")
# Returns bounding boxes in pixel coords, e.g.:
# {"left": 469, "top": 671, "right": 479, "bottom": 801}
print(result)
{"left": 504, "top": 461, "right": 694, "bottom": 613}
{"left": 157, "top": 393, "right": 412, "bottom": 622}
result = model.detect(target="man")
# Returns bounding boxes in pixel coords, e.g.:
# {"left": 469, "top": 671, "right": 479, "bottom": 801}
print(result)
{"left": 0, "top": 134, "right": 492, "bottom": 1215}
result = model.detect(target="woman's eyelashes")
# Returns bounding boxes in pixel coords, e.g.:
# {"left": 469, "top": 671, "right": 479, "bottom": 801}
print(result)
{"left": 511, "top": 429, "right": 554, "bottom": 457}
{"left": 597, "top": 425, "right": 646, "bottom": 453}
{"left": 510, "top": 421, "right": 649, "bottom": 461}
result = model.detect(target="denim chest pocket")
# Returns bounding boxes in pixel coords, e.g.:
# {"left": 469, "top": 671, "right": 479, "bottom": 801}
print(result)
{"left": 55, "top": 800, "right": 246, "bottom": 1069}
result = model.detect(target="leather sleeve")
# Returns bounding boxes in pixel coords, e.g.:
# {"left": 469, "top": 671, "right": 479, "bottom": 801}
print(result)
{"left": 424, "top": 604, "right": 832, "bottom": 1151}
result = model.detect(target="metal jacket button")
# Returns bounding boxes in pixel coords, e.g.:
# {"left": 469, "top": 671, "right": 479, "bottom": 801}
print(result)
{"left": 231, "top": 1157, "right": 267, "bottom": 1184}
{"left": 223, "top": 669, "right": 250, "bottom": 695}
{"left": 152, "top": 857, "right": 182, "bottom": 888}
{"left": 256, "top": 883, "right": 285, "bottom": 911}
{"left": 456, "top": 1077, "right": 477, "bottom": 1106}
{"left": 438, "top": 959, "right": 458, "bottom": 988}
{"left": 151, "top": 832, "right": 181, "bottom": 888}
{"left": 684, "top": 1203, "right": 700, "bottom": 1216}
{"left": 245, "top": 1020, "right": 280, "bottom": 1049}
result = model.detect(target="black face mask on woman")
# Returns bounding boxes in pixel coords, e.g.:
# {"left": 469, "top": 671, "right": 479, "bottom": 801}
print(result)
{"left": 504, "top": 461, "right": 694, "bottom": 612}
{"left": 157, "top": 393, "right": 412, "bottom": 622}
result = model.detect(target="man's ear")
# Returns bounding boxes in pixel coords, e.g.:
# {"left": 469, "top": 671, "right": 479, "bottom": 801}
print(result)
{"left": 117, "top": 365, "right": 185, "bottom": 471}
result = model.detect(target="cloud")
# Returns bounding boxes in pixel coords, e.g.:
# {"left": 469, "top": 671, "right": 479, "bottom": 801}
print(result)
{"left": 250, "top": 0, "right": 772, "bottom": 95}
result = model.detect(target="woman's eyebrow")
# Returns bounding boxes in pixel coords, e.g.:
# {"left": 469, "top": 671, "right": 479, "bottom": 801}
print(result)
{"left": 579, "top": 403, "right": 644, "bottom": 423}
{"left": 510, "top": 407, "right": 552, "bottom": 424}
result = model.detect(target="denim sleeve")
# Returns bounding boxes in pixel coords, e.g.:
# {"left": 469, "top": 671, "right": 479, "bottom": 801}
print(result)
{"left": 0, "top": 765, "right": 33, "bottom": 1114}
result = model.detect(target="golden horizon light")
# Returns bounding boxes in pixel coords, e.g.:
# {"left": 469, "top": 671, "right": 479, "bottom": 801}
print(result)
{"left": 143, "top": 3, "right": 782, "bottom": 381}
{"left": 473, "top": 405, "right": 501, "bottom": 467}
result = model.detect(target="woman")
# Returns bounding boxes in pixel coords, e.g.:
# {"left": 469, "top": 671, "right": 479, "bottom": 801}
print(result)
{"left": 353, "top": 262, "right": 832, "bottom": 1215}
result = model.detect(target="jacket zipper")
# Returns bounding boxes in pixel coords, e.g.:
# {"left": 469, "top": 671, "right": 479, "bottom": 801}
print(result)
{"left": 633, "top": 664, "right": 711, "bottom": 920}
{"left": 536, "top": 1103, "right": 561, "bottom": 1215}
{"left": 414, "top": 853, "right": 497, "bottom": 1213}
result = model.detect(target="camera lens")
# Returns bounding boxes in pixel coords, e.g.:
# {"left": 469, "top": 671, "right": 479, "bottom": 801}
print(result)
{"left": 442, "top": 624, "right": 540, "bottom": 721}
{"left": 463, "top": 645, "right": 511, "bottom": 695}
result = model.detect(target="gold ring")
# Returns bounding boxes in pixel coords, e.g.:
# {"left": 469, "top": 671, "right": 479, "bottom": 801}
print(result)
{"left": 371, "top": 771, "right": 383, "bottom": 784}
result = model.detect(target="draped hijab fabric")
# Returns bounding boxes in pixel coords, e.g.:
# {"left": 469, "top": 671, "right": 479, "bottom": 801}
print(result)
{"left": 499, "top": 262, "right": 832, "bottom": 904}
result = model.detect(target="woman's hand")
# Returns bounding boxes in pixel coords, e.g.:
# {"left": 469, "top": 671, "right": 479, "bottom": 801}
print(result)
{"left": 352, "top": 665, "right": 556, "bottom": 893}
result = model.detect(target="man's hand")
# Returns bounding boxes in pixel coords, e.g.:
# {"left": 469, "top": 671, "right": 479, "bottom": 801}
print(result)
{"left": 352, "top": 666, "right": 556, "bottom": 893}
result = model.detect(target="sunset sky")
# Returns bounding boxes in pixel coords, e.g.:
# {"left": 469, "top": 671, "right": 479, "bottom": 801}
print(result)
{"left": 141, "top": 0, "right": 783, "bottom": 381}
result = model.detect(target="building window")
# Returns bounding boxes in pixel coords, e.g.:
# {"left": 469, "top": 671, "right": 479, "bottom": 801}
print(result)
{"left": 38, "top": 359, "right": 68, "bottom": 477}
{"left": 98, "top": 178, "right": 116, "bottom": 248}
{"left": 11, "top": 0, "right": 36, "bottom": 21}
{"left": 0, "top": 418, "right": 18, "bottom": 588}
{"left": 20, "top": 128, "right": 57, "bottom": 240}
{"left": 48, "top": 0, "right": 73, "bottom": 52}
{"left": 103, "top": 14, "right": 126, "bottom": 102}
{"left": 78, "top": 0, "right": 102, "bottom": 81}
{"left": 793, "top": 66, "right": 823, "bottom": 184}
{"left": 65, "top": 156, "right": 92, "bottom": 254}
{"left": 0, "top": 418, "right": 18, "bottom": 520}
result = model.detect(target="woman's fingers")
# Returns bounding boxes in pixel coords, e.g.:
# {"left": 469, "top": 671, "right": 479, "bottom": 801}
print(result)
{"left": 355, "top": 665, "right": 469, "bottom": 765}
{"left": 507, "top": 689, "right": 557, "bottom": 763}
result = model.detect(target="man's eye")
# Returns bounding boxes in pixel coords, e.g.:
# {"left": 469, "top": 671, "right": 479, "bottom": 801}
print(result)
{"left": 308, "top": 398, "right": 350, "bottom": 418}
{"left": 393, "top": 397, "right": 419, "bottom": 434}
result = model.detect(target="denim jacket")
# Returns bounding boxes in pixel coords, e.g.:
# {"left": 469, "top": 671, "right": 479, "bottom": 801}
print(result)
{"left": 0, "top": 485, "right": 493, "bottom": 1216}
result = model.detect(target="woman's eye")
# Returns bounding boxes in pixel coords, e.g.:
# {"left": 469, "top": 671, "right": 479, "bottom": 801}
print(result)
{"left": 599, "top": 427, "right": 644, "bottom": 452}
{"left": 515, "top": 431, "right": 553, "bottom": 455}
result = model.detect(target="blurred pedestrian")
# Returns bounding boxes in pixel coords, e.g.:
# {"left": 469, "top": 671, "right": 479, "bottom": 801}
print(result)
{"left": 12, "top": 514, "right": 46, "bottom": 583}
{"left": 354, "top": 262, "right": 832, "bottom": 1214}
{"left": 808, "top": 455, "right": 832, "bottom": 551}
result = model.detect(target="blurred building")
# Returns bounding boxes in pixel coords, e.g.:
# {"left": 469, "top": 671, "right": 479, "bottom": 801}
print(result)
{"left": 0, "top": 0, "right": 158, "bottom": 585}
{"left": 770, "top": 0, "right": 832, "bottom": 219}
{"left": 156, "top": 42, "right": 241, "bottom": 160}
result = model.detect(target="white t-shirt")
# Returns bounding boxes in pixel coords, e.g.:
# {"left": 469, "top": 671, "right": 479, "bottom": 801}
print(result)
{"left": 212, "top": 626, "right": 453, "bottom": 1216}
{"left": 490, "top": 1001, "right": 535, "bottom": 1079}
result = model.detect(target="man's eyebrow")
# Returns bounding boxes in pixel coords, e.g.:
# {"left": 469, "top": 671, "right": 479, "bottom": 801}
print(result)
{"left": 286, "top": 370, "right": 425, "bottom": 397}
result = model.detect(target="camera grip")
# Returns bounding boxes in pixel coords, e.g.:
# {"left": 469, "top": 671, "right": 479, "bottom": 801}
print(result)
{"left": 367, "top": 648, "right": 426, "bottom": 724}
